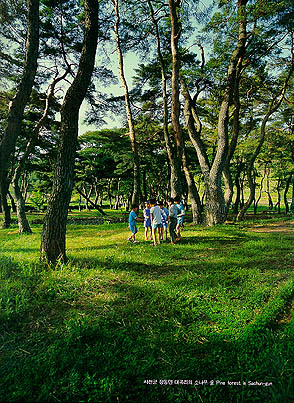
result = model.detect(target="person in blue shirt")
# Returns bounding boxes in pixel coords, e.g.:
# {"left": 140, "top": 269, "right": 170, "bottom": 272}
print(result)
{"left": 174, "top": 196, "right": 185, "bottom": 241}
{"left": 143, "top": 201, "right": 152, "bottom": 241}
{"left": 159, "top": 201, "right": 169, "bottom": 241}
{"left": 128, "top": 204, "right": 143, "bottom": 243}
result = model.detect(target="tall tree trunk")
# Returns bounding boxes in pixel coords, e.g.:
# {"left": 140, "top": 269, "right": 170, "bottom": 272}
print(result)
{"left": 142, "top": 168, "right": 147, "bottom": 201}
{"left": 208, "top": 0, "right": 247, "bottom": 225}
{"left": 40, "top": 0, "right": 99, "bottom": 264}
{"left": 1, "top": 191, "right": 11, "bottom": 225}
{"left": 13, "top": 167, "right": 32, "bottom": 233}
{"left": 266, "top": 166, "right": 273, "bottom": 210}
{"left": 0, "top": 0, "right": 39, "bottom": 228}
{"left": 84, "top": 185, "right": 93, "bottom": 210}
{"left": 223, "top": 58, "right": 243, "bottom": 214}
{"left": 13, "top": 178, "right": 32, "bottom": 233}
{"left": 147, "top": 0, "right": 182, "bottom": 198}
{"left": 168, "top": 0, "right": 183, "bottom": 198}
{"left": 107, "top": 178, "right": 112, "bottom": 209}
{"left": 181, "top": 0, "right": 248, "bottom": 225}
{"left": 168, "top": 0, "right": 202, "bottom": 223}
{"left": 113, "top": 0, "right": 140, "bottom": 205}
{"left": 78, "top": 195, "right": 82, "bottom": 212}
{"left": 291, "top": 177, "right": 294, "bottom": 212}
{"left": 21, "top": 171, "right": 29, "bottom": 202}
{"left": 12, "top": 161, "right": 32, "bottom": 234}
{"left": 233, "top": 159, "right": 244, "bottom": 214}
{"left": 275, "top": 178, "right": 281, "bottom": 214}
{"left": 254, "top": 164, "right": 266, "bottom": 214}
{"left": 182, "top": 155, "right": 203, "bottom": 224}
{"left": 284, "top": 173, "right": 292, "bottom": 213}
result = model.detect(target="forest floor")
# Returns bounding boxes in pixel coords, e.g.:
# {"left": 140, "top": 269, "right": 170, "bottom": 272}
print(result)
{"left": 0, "top": 214, "right": 293, "bottom": 402}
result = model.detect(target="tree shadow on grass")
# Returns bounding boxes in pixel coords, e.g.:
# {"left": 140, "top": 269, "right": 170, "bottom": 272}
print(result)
{"left": 72, "top": 243, "right": 123, "bottom": 251}
{"left": 1, "top": 275, "right": 291, "bottom": 403}
{"left": 69, "top": 248, "right": 286, "bottom": 280}
{"left": 179, "top": 234, "right": 249, "bottom": 245}
{"left": 71, "top": 231, "right": 252, "bottom": 253}
{"left": 0, "top": 247, "right": 38, "bottom": 254}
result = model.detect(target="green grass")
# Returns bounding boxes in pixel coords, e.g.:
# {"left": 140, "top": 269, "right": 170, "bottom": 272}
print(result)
{"left": 0, "top": 218, "right": 294, "bottom": 402}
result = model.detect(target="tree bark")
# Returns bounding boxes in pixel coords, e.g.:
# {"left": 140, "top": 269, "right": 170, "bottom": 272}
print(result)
{"left": 168, "top": 0, "right": 183, "bottom": 198}
{"left": 40, "top": 0, "right": 99, "bottom": 264}
{"left": 181, "top": 0, "right": 248, "bottom": 225}
{"left": 266, "top": 166, "right": 273, "bottom": 210}
{"left": 147, "top": 0, "right": 182, "bottom": 198}
{"left": 142, "top": 167, "right": 147, "bottom": 201}
{"left": 253, "top": 164, "right": 266, "bottom": 214}
{"left": 275, "top": 178, "right": 281, "bottom": 214}
{"left": 113, "top": 0, "right": 140, "bottom": 205}
{"left": 168, "top": 0, "right": 202, "bottom": 222}
{"left": 208, "top": 0, "right": 247, "bottom": 225}
{"left": 223, "top": 58, "right": 243, "bottom": 214}
{"left": 233, "top": 159, "right": 244, "bottom": 214}
{"left": 0, "top": 0, "right": 39, "bottom": 228}
{"left": 13, "top": 179, "right": 32, "bottom": 233}
{"left": 291, "top": 177, "right": 294, "bottom": 212}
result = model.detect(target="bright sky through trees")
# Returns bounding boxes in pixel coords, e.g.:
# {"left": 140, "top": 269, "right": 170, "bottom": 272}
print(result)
{"left": 79, "top": 0, "right": 215, "bottom": 133}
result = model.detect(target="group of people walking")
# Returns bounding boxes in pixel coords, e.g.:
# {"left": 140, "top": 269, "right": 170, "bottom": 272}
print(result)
{"left": 128, "top": 197, "right": 185, "bottom": 246}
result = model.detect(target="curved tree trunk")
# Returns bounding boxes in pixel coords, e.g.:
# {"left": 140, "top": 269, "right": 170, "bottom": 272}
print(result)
{"left": 113, "top": 0, "right": 140, "bottom": 205}
{"left": 208, "top": 0, "right": 247, "bottom": 225}
{"left": 40, "top": 0, "right": 99, "bottom": 264}
{"left": 13, "top": 179, "right": 32, "bottom": 233}
{"left": 168, "top": 0, "right": 202, "bottom": 223}
{"left": 0, "top": 0, "right": 39, "bottom": 228}
{"left": 181, "top": 0, "right": 248, "bottom": 226}
{"left": 284, "top": 173, "right": 292, "bottom": 213}
{"left": 76, "top": 187, "right": 106, "bottom": 215}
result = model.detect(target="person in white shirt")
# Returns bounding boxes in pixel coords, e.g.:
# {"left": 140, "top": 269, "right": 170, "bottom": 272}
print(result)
{"left": 150, "top": 198, "right": 162, "bottom": 246}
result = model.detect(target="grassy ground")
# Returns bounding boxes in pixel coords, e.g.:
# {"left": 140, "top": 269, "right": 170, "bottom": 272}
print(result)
{"left": 0, "top": 217, "right": 293, "bottom": 402}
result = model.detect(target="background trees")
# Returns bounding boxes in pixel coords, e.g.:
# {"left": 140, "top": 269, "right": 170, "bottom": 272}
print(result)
{"left": 0, "top": 0, "right": 39, "bottom": 228}
{"left": 0, "top": 0, "right": 294, "bottom": 263}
